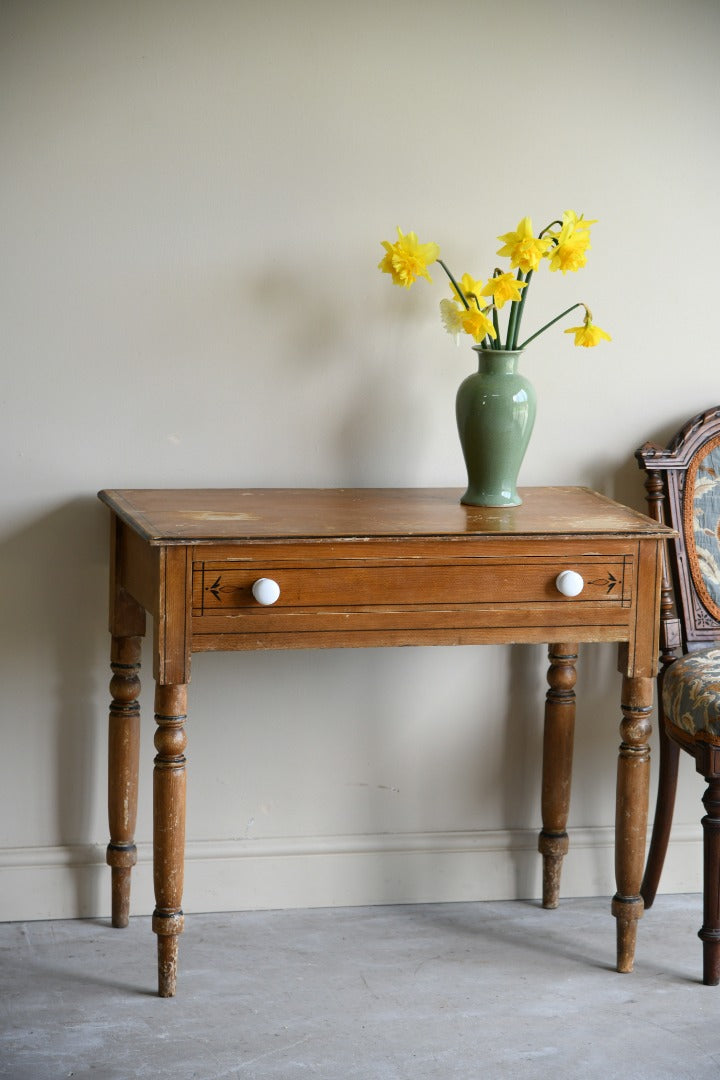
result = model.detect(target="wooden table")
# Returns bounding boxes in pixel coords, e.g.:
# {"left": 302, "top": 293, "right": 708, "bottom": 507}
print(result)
{"left": 99, "top": 486, "right": 671, "bottom": 996}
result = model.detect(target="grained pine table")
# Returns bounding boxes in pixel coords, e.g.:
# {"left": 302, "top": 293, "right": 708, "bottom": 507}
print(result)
{"left": 98, "top": 486, "right": 670, "bottom": 996}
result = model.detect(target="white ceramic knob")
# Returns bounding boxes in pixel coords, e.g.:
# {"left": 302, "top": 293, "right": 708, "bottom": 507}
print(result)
{"left": 252, "top": 577, "right": 281, "bottom": 606}
{"left": 555, "top": 570, "right": 584, "bottom": 597}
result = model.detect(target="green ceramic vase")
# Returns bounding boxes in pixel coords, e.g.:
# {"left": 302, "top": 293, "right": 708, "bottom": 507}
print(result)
{"left": 455, "top": 347, "right": 536, "bottom": 507}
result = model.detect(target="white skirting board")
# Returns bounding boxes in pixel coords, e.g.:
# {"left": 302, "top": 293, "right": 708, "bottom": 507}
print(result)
{"left": 0, "top": 825, "right": 703, "bottom": 923}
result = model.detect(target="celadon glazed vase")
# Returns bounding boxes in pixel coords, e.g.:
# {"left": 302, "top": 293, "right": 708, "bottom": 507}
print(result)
{"left": 455, "top": 346, "right": 536, "bottom": 507}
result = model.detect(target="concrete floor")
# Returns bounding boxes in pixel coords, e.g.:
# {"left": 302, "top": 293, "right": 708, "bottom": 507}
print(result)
{"left": 1, "top": 896, "right": 719, "bottom": 1080}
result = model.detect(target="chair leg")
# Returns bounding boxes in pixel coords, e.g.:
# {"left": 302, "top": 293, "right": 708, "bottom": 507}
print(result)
{"left": 641, "top": 691, "right": 680, "bottom": 909}
{"left": 699, "top": 774, "right": 720, "bottom": 986}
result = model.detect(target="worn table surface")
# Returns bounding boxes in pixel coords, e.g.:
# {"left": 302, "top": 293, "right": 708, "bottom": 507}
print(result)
{"left": 99, "top": 486, "right": 666, "bottom": 543}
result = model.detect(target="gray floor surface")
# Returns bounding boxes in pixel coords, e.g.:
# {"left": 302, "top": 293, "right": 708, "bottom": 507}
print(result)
{"left": 1, "top": 895, "right": 718, "bottom": 1080}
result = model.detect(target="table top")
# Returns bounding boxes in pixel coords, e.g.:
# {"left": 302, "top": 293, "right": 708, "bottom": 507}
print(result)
{"left": 98, "top": 487, "right": 672, "bottom": 546}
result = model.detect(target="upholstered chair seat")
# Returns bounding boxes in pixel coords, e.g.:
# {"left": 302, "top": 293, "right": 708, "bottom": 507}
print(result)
{"left": 663, "top": 647, "right": 720, "bottom": 740}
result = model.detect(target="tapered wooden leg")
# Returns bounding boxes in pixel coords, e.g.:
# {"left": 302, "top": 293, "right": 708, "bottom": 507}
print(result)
{"left": 613, "top": 675, "right": 653, "bottom": 973}
{"left": 640, "top": 676, "right": 680, "bottom": 909}
{"left": 106, "top": 635, "right": 142, "bottom": 928}
{"left": 698, "top": 770, "right": 720, "bottom": 985}
{"left": 152, "top": 683, "right": 188, "bottom": 998}
{"left": 538, "top": 644, "right": 578, "bottom": 909}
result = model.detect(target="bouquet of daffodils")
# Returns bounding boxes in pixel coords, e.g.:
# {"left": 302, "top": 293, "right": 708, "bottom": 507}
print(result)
{"left": 379, "top": 212, "right": 610, "bottom": 350}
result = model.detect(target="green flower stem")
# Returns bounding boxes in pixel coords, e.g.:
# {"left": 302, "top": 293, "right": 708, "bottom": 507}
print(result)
{"left": 517, "top": 302, "right": 584, "bottom": 350}
{"left": 437, "top": 259, "right": 469, "bottom": 309}
{"left": 505, "top": 304, "right": 517, "bottom": 350}
{"left": 505, "top": 270, "right": 525, "bottom": 348}
{"left": 492, "top": 305, "right": 501, "bottom": 348}
{"left": 510, "top": 269, "right": 533, "bottom": 348}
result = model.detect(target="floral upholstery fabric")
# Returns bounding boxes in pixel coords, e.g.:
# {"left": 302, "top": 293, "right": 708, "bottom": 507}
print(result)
{"left": 690, "top": 441, "right": 720, "bottom": 618}
{"left": 663, "top": 647, "right": 720, "bottom": 739}
{"left": 667, "top": 443, "right": 720, "bottom": 741}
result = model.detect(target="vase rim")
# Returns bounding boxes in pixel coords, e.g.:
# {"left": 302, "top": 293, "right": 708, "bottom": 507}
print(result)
{"left": 471, "top": 345, "right": 525, "bottom": 355}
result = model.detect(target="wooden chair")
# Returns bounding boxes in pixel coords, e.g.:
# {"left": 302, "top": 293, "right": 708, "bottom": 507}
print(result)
{"left": 637, "top": 405, "right": 720, "bottom": 984}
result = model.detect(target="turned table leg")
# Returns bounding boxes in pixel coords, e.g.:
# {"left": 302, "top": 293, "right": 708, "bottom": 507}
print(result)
{"left": 107, "top": 635, "right": 142, "bottom": 928}
{"left": 538, "top": 644, "right": 578, "bottom": 908}
{"left": 152, "top": 683, "right": 188, "bottom": 998}
{"left": 613, "top": 674, "right": 653, "bottom": 973}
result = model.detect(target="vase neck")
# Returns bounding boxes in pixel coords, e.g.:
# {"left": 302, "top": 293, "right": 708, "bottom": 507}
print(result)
{"left": 472, "top": 348, "right": 524, "bottom": 375}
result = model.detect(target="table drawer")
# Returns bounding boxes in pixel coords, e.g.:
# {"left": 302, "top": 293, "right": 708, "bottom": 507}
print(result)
{"left": 192, "top": 554, "right": 632, "bottom": 615}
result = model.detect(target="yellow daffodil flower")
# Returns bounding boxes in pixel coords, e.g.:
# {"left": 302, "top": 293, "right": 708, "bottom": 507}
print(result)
{"left": 564, "top": 320, "right": 612, "bottom": 347}
{"left": 453, "top": 273, "right": 485, "bottom": 306}
{"left": 547, "top": 210, "right": 594, "bottom": 273}
{"left": 378, "top": 211, "right": 606, "bottom": 354}
{"left": 481, "top": 272, "right": 527, "bottom": 310}
{"left": 550, "top": 210, "right": 597, "bottom": 241}
{"left": 460, "top": 307, "right": 497, "bottom": 343}
{"left": 549, "top": 232, "right": 591, "bottom": 273}
{"left": 440, "top": 298, "right": 465, "bottom": 339}
{"left": 378, "top": 227, "right": 440, "bottom": 288}
{"left": 496, "top": 217, "right": 551, "bottom": 274}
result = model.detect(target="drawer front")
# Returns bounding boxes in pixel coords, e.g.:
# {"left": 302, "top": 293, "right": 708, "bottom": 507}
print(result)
{"left": 192, "top": 553, "right": 632, "bottom": 616}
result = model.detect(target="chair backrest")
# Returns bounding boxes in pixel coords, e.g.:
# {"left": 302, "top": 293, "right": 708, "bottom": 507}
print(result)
{"left": 636, "top": 405, "right": 720, "bottom": 659}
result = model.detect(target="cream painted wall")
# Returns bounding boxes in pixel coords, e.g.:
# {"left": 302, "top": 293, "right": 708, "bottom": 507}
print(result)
{"left": 1, "top": 0, "right": 719, "bottom": 921}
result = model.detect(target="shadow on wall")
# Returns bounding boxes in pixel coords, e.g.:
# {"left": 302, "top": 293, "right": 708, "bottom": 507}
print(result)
{"left": 0, "top": 497, "right": 109, "bottom": 914}
{"left": 246, "top": 261, "right": 454, "bottom": 488}
{"left": 502, "top": 643, "right": 546, "bottom": 899}
{"left": 355, "top": 641, "right": 550, "bottom": 906}
{"left": 587, "top": 408, "right": 713, "bottom": 514}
